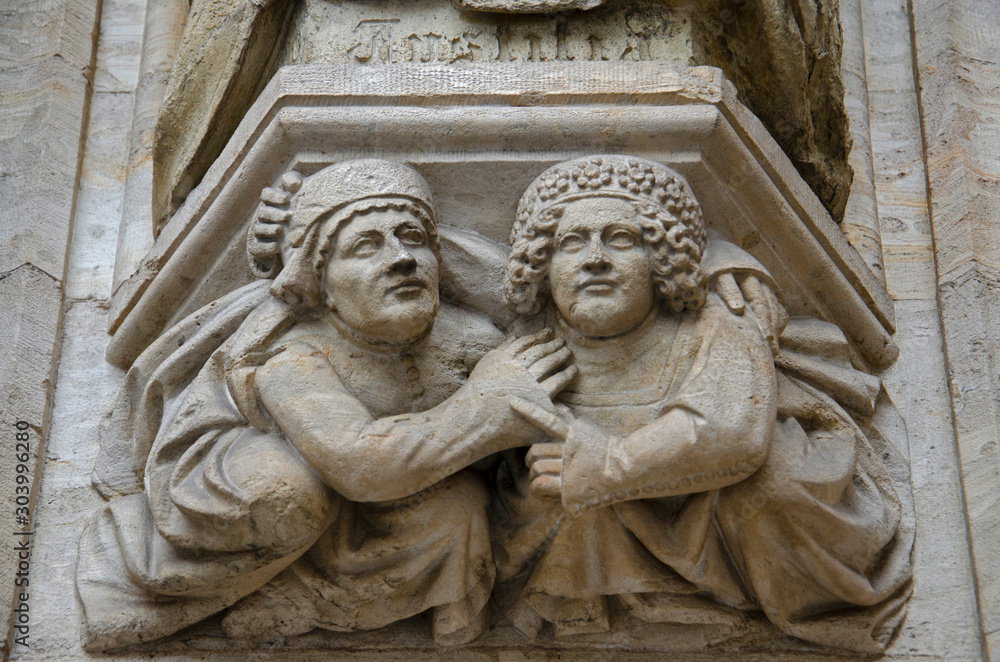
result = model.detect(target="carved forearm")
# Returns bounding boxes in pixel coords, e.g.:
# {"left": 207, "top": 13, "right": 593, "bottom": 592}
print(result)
{"left": 559, "top": 408, "right": 771, "bottom": 516}
{"left": 256, "top": 344, "right": 533, "bottom": 502}
{"left": 560, "top": 300, "right": 777, "bottom": 516}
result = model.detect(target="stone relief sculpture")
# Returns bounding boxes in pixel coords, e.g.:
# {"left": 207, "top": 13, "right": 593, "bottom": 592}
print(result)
{"left": 79, "top": 155, "right": 912, "bottom": 654}
{"left": 78, "top": 159, "right": 577, "bottom": 649}
{"left": 491, "top": 156, "right": 913, "bottom": 652}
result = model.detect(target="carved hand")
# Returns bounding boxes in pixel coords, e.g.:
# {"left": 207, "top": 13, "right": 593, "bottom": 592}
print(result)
{"left": 510, "top": 398, "right": 574, "bottom": 499}
{"left": 465, "top": 330, "right": 576, "bottom": 452}
{"left": 468, "top": 328, "right": 577, "bottom": 404}
{"left": 714, "top": 273, "right": 789, "bottom": 355}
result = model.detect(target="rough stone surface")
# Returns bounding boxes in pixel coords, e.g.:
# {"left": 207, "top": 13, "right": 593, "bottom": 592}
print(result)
{"left": 3, "top": 4, "right": 137, "bottom": 652}
{"left": 839, "top": 0, "right": 884, "bottom": 284}
{"left": 110, "top": 0, "right": 187, "bottom": 290}
{"left": 0, "top": 0, "right": 99, "bottom": 278}
{"left": 0, "top": 266, "right": 63, "bottom": 659}
{"left": 7, "top": 299, "right": 120, "bottom": 661}
{"left": 911, "top": 0, "right": 1000, "bottom": 655}
{"left": 148, "top": 0, "right": 853, "bottom": 237}
{"left": 0, "top": 0, "right": 99, "bottom": 656}
{"left": 690, "top": 0, "right": 853, "bottom": 223}
{"left": 67, "top": 90, "right": 135, "bottom": 300}
{"left": 9, "top": 0, "right": 1000, "bottom": 659}
{"left": 451, "top": 0, "right": 603, "bottom": 13}
{"left": 863, "top": 0, "right": 982, "bottom": 656}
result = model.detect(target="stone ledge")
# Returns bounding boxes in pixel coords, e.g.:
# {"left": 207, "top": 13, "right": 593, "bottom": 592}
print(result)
{"left": 107, "top": 62, "right": 897, "bottom": 368}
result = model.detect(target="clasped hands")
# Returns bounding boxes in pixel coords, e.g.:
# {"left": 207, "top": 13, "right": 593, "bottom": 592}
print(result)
{"left": 467, "top": 328, "right": 573, "bottom": 499}
{"left": 489, "top": 328, "right": 575, "bottom": 501}
{"left": 488, "top": 274, "right": 788, "bottom": 501}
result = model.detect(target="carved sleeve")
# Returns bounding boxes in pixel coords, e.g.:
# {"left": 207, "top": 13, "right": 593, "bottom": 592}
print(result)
{"left": 559, "top": 299, "right": 778, "bottom": 516}
{"left": 255, "top": 341, "right": 541, "bottom": 502}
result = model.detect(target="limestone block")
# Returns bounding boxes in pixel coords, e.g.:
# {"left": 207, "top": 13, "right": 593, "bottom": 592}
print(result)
{"left": 66, "top": 90, "right": 135, "bottom": 300}
{"left": 6, "top": 300, "right": 121, "bottom": 659}
{"left": 0, "top": 0, "right": 97, "bottom": 70}
{"left": 111, "top": 0, "right": 188, "bottom": 288}
{"left": 839, "top": 0, "right": 884, "bottom": 284}
{"left": 911, "top": 0, "right": 1000, "bottom": 643}
{"left": 862, "top": 0, "right": 983, "bottom": 655}
{"left": 0, "top": 0, "right": 100, "bottom": 279}
{"left": 0, "top": 266, "right": 63, "bottom": 659}
{"left": 90, "top": 0, "right": 144, "bottom": 94}
{"left": 0, "top": 0, "right": 99, "bottom": 656}
{"left": 0, "top": 55, "right": 91, "bottom": 279}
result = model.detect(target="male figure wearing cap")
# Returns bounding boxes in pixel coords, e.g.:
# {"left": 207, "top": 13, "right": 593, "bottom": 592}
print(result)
{"left": 77, "top": 159, "right": 575, "bottom": 649}
{"left": 493, "top": 156, "right": 912, "bottom": 652}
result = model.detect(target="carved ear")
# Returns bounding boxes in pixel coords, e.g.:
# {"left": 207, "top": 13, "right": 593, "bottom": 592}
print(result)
{"left": 246, "top": 170, "right": 303, "bottom": 278}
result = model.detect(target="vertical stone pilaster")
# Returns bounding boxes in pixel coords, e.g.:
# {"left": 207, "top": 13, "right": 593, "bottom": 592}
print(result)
{"left": 911, "top": 0, "right": 1000, "bottom": 658}
{"left": 0, "top": 0, "right": 101, "bottom": 657}
{"left": 863, "top": 0, "right": 982, "bottom": 657}
{"left": 111, "top": 0, "right": 188, "bottom": 291}
{"left": 839, "top": 0, "right": 886, "bottom": 285}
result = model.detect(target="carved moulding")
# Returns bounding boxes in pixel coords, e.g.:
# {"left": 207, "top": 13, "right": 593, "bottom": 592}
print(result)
{"left": 450, "top": 0, "right": 603, "bottom": 12}
{"left": 108, "top": 63, "right": 895, "bottom": 370}
{"left": 85, "top": 62, "right": 913, "bottom": 655}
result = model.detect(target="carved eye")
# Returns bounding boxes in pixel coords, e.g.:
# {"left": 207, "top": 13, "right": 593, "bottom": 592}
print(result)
{"left": 558, "top": 232, "right": 587, "bottom": 253}
{"left": 606, "top": 229, "right": 638, "bottom": 249}
{"left": 399, "top": 225, "right": 427, "bottom": 247}
{"left": 348, "top": 236, "right": 380, "bottom": 258}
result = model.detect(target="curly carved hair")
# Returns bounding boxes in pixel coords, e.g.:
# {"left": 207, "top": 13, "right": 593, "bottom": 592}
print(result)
{"left": 504, "top": 197, "right": 707, "bottom": 316}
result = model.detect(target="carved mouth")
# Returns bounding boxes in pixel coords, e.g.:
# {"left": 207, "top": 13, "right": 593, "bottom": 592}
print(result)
{"left": 578, "top": 279, "right": 616, "bottom": 293}
{"left": 387, "top": 278, "right": 428, "bottom": 295}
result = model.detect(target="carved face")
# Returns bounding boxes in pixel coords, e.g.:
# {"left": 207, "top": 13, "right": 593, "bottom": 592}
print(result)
{"left": 323, "top": 208, "right": 440, "bottom": 343}
{"left": 548, "top": 196, "right": 656, "bottom": 337}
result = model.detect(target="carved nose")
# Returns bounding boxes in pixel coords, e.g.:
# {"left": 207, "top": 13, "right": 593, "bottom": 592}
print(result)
{"left": 582, "top": 240, "right": 610, "bottom": 273}
{"left": 390, "top": 246, "right": 417, "bottom": 274}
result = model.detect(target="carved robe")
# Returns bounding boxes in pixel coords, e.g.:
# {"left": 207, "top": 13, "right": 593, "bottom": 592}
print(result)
{"left": 77, "top": 283, "right": 506, "bottom": 649}
{"left": 493, "top": 292, "right": 913, "bottom": 653}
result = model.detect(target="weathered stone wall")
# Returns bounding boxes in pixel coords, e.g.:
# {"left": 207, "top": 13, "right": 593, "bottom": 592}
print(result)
{"left": 910, "top": 1, "right": 1000, "bottom": 657}
{"left": 0, "top": 0, "right": 100, "bottom": 656}
{"left": 863, "top": 0, "right": 982, "bottom": 656}
{"left": 691, "top": 0, "right": 854, "bottom": 223}
{"left": 150, "top": 0, "right": 856, "bottom": 241}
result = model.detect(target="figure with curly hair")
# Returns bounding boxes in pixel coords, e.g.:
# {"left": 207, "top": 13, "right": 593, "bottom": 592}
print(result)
{"left": 492, "top": 155, "right": 912, "bottom": 653}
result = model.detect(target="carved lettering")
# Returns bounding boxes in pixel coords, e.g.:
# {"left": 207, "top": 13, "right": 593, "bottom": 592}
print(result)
{"left": 448, "top": 31, "right": 483, "bottom": 63}
{"left": 555, "top": 24, "right": 575, "bottom": 62}
{"left": 348, "top": 21, "right": 664, "bottom": 65}
{"left": 587, "top": 34, "right": 609, "bottom": 61}
{"left": 620, "top": 36, "right": 651, "bottom": 61}
{"left": 421, "top": 32, "right": 443, "bottom": 62}
{"left": 348, "top": 19, "right": 398, "bottom": 64}
{"left": 525, "top": 33, "right": 547, "bottom": 62}
{"left": 494, "top": 25, "right": 516, "bottom": 61}
{"left": 403, "top": 33, "right": 422, "bottom": 62}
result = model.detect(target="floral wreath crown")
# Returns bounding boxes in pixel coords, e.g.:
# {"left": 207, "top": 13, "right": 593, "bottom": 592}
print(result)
{"left": 511, "top": 155, "right": 706, "bottom": 252}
